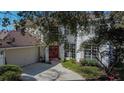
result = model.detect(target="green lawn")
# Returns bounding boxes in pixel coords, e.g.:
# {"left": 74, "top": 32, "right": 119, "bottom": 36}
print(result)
{"left": 61, "top": 59, "right": 103, "bottom": 79}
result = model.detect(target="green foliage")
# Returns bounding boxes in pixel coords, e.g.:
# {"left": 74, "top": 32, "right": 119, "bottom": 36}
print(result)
{"left": 114, "top": 62, "right": 124, "bottom": 80}
{"left": 118, "top": 69, "right": 124, "bottom": 80}
{"left": 80, "top": 12, "right": 124, "bottom": 76}
{"left": 80, "top": 59, "right": 98, "bottom": 66}
{"left": 62, "top": 59, "right": 103, "bottom": 79}
{"left": 62, "top": 59, "right": 81, "bottom": 72}
{"left": 63, "top": 59, "right": 76, "bottom": 63}
{"left": 79, "top": 66, "right": 102, "bottom": 79}
{"left": 0, "top": 65, "right": 22, "bottom": 81}
{"left": 52, "top": 11, "right": 89, "bottom": 34}
{"left": 0, "top": 71, "right": 20, "bottom": 81}
{"left": 110, "top": 11, "right": 124, "bottom": 29}
{"left": 2, "top": 17, "right": 10, "bottom": 27}
{"left": 15, "top": 11, "right": 90, "bottom": 45}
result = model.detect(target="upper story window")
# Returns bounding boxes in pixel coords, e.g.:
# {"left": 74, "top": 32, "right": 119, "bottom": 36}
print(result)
{"left": 49, "top": 27, "right": 59, "bottom": 42}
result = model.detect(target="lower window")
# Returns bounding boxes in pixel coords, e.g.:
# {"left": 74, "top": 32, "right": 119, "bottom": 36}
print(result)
{"left": 84, "top": 46, "right": 97, "bottom": 60}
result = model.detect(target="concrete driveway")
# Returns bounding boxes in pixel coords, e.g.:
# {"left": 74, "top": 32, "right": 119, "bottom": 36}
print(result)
{"left": 22, "top": 62, "right": 85, "bottom": 81}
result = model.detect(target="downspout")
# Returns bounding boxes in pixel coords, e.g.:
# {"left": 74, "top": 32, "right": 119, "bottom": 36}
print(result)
{"left": 38, "top": 46, "right": 41, "bottom": 62}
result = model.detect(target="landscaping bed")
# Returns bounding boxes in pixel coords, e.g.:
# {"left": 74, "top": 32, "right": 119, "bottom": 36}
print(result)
{"left": 0, "top": 65, "right": 22, "bottom": 81}
{"left": 61, "top": 59, "right": 104, "bottom": 79}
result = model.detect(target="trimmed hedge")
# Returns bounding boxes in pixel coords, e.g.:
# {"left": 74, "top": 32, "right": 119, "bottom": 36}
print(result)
{"left": 0, "top": 65, "right": 22, "bottom": 81}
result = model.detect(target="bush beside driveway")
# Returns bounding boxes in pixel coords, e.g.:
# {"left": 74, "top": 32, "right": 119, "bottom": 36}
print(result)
{"left": 0, "top": 65, "right": 22, "bottom": 81}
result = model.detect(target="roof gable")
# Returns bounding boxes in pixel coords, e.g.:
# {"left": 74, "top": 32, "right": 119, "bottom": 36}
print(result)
{"left": 0, "top": 30, "right": 41, "bottom": 48}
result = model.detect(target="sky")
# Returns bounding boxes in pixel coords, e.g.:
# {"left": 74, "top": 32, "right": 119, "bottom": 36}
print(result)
{"left": 0, "top": 11, "right": 20, "bottom": 31}
{"left": 0, "top": 11, "right": 110, "bottom": 31}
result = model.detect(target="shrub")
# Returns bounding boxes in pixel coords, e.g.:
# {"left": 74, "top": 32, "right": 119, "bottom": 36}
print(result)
{"left": 80, "top": 59, "right": 98, "bottom": 66}
{"left": 80, "top": 66, "right": 102, "bottom": 79}
{"left": 0, "top": 65, "right": 22, "bottom": 81}
{"left": 114, "top": 63, "right": 124, "bottom": 80}
{"left": 62, "top": 59, "right": 103, "bottom": 79}
{"left": 63, "top": 59, "right": 76, "bottom": 64}
{"left": 62, "top": 59, "right": 81, "bottom": 72}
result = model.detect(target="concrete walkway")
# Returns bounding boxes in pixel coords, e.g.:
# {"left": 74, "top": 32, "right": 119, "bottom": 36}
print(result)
{"left": 22, "top": 63, "right": 85, "bottom": 81}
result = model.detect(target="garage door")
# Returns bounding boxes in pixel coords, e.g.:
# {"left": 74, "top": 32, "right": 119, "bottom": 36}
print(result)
{"left": 5, "top": 47, "right": 39, "bottom": 66}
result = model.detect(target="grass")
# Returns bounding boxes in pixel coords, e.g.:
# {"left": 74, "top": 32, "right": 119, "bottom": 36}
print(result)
{"left": 61, "top": 59, "right": 103, "bottom": 79}
{"left": 79, "top": 66, "right": 103, "bottom": 79}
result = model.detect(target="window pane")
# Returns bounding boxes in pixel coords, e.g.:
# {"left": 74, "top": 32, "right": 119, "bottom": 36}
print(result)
{"left": 84, "top": 45, "right": 98, "bottom": 60}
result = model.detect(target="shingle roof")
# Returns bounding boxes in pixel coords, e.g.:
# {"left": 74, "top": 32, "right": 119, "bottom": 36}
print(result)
{"left": 0, "top": 30, "right": 42, "bottom": 48}
{"left": 0, "top": 31, "right": 9, "bottom": 40}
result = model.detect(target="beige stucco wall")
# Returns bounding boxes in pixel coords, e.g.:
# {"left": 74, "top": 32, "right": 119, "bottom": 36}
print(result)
{"left": 5, "top": 46, "right": 39, "bottom": 66}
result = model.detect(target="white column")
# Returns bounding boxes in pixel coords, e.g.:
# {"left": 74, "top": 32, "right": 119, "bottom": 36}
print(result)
{"left": 45, "top": 47, "right": 49, "bottom": 62}
{"left": 91, "top": 45, "right": 92, "bottom": 60}
{"left": 0, "top": 49, "right": 5, "bottom": 65}
{"left": 76, "top": 32, "right": 83, "bottom": 62}
{"left": 59, "top": 44, "right": 65, "bottom": 61}
{"left": 40, "top": 46, "right": 45, "bottom": 60}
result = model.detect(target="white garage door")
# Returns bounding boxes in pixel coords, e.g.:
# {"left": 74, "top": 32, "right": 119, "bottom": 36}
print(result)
{"left": 5, "top": 47, "right": 39, "bottom": 66}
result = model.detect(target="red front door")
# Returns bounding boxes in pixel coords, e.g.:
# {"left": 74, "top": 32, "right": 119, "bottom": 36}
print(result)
{"left": 49, "top": 46, "right": 59, "bottom": 60}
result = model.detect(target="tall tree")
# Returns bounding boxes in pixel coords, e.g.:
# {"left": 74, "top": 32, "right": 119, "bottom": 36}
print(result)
{"left": 81, "top": 11, "right": 124, "bottom": 78}
{"left": 15, "top": 11, "right": 89, "bottom": 46}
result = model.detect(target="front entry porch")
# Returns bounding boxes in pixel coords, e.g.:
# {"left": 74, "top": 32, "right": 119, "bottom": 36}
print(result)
{"left": 44, "top": 44, "right": 65, "bottom": 63}
{"left": 49, "top": 46, "right": 59, "bottom": 63}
